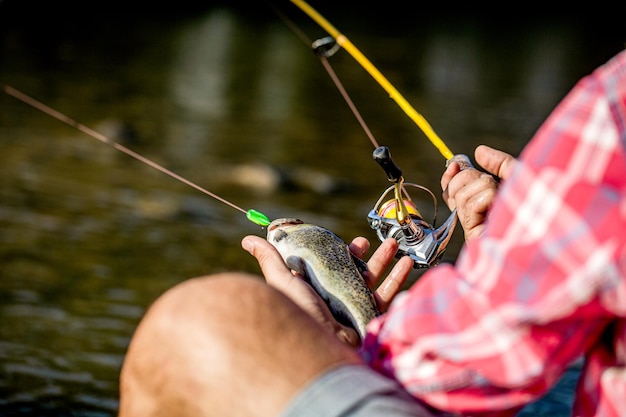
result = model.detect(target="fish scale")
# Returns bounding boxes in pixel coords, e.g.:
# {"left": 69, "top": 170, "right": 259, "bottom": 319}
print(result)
{"left": 267, "top": 218, "right": 380, "bottom": 341}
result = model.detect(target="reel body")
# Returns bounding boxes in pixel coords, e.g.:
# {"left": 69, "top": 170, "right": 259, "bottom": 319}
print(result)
{"left": 367, "top": 187, "right": 458, "bottom": 268}
{"left": 368, "top": 146, "right": 469, "bottom": 268}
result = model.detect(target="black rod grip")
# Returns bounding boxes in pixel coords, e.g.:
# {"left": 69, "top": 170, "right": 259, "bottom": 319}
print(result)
{"left": 373, "top": 146, "right": 403, "bottom": 182}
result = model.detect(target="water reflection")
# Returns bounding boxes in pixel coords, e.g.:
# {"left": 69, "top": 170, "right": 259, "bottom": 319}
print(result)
{"left": 168, "top": 10, "right": 234, "bottom": 161}
{"left": 167, "top": 9, "right": 308, "bottom": 171}
{"left": 0, "top": 3, "right": 623, "bottom": 415}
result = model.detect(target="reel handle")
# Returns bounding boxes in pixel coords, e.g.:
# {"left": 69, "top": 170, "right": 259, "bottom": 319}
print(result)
{"left": 373, "top": 146, "right": 403, "bottom": 183}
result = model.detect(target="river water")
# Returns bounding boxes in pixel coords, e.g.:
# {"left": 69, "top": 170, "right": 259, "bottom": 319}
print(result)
{"left": 0, "top": 2, "right": 623, "bottom": 415}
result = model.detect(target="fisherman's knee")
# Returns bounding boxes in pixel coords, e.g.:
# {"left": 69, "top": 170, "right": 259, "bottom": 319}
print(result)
{"left": 120, "top": 275, "right": 267, "bottom": 390}
{"left": 120, "top": 273, "right": 283, "bottom": 416}
{"left": 146, "top": 272, "right": 266, "bottom": 324}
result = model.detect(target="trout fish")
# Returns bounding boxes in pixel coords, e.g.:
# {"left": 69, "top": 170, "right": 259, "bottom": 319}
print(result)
{"left": 266, "top": 218, "right": 380, "bottom": 341}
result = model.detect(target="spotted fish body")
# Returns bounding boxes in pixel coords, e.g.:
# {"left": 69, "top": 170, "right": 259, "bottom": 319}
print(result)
{"left": 266, "top": 218, "right": 380, "bottom": 341}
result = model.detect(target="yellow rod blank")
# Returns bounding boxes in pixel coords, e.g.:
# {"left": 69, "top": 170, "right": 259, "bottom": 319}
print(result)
{"left": 290, "top": 0, "right": 454, "bottom": 160}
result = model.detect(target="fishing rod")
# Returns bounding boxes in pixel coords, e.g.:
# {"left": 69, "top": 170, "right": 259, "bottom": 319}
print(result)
{"left": 290, "top": 0, "right": 455, "bottom": 161}
{"left": 285, "top": 1, "right": 473, "bottom": 267}
{"left": 2, "top": 85, "right": 272, "bottom": 228}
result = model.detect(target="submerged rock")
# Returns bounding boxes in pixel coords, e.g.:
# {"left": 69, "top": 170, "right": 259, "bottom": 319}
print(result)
{"left": 211, "top": 162, "right": 352, "bottom": 195}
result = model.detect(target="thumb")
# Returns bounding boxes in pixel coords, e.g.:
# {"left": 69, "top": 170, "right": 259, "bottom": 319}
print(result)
{"left": 475, "top": 145, "right": 517, "bottom": 180}
{"left": 241, "top": 235, "right": 294, "bottom": 287}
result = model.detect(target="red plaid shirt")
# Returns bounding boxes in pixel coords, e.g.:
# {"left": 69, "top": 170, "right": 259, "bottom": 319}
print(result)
{"left": 362, "top": 50, "right": 626, "bottom": 417}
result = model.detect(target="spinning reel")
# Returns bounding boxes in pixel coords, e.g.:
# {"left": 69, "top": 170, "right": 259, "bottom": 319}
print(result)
{"left": 368, "top": 146, "right": 471, "bottom": 268}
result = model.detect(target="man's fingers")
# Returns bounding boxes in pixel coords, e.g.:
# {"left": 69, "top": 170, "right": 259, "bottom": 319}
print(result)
{"left": 373, "top": 255, "right": 413, "bottom": 312}
{"left": 458, "top": 188, "right": 495, "bottom": 230}
{"left": 442, "top": 168, "right": 485, "bottom": 210}
{"left": 362, "top": 238, "right": 399, "bottom": 289}
{"left": 348, "top": 237, "right": 370, "bottom": 260}
{"left": 454, "top": 174, "right": 498, "bottom": 213}
{"left": 441, "top": 160, "right": 462, "bottom": 203}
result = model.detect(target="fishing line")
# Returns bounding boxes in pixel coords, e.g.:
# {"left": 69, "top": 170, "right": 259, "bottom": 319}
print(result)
{"left": 271, "top": 4, "right": 379, "bottom": 149}
{"left": 314, "top": 40, "right": 380, "bottom": 149}
{"left": 289, "top": 0, "right": 455, "bottom": 161}
{"left": 2, "top": 84, "right": 271, "bottom": 227}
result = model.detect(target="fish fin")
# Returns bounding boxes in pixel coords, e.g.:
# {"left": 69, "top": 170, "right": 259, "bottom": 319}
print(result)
{"left": 284, "top": 255, "right": 309, "bottom": 283}
{"left": 350, "top": 251, "right": 369, "bottom": 275}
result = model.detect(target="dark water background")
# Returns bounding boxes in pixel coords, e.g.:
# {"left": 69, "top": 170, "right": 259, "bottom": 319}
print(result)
{"left": 1, "top": 1, "right": 624, "bottom": 415}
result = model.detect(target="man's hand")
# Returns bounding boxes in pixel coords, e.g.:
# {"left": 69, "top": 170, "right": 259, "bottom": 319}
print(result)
{"left": 441, "top": 145, "right": 517, "bottom": 241}
{"left": 346, "top": 237, "right": 414, "bottom": 313}
{"left": 241, "top": 235, "right": 413, "bottom": 346}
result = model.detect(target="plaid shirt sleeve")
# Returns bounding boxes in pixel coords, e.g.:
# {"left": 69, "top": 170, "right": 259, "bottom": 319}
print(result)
{"left": 361, "top": 50, "right": 626, "bottom": 416}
